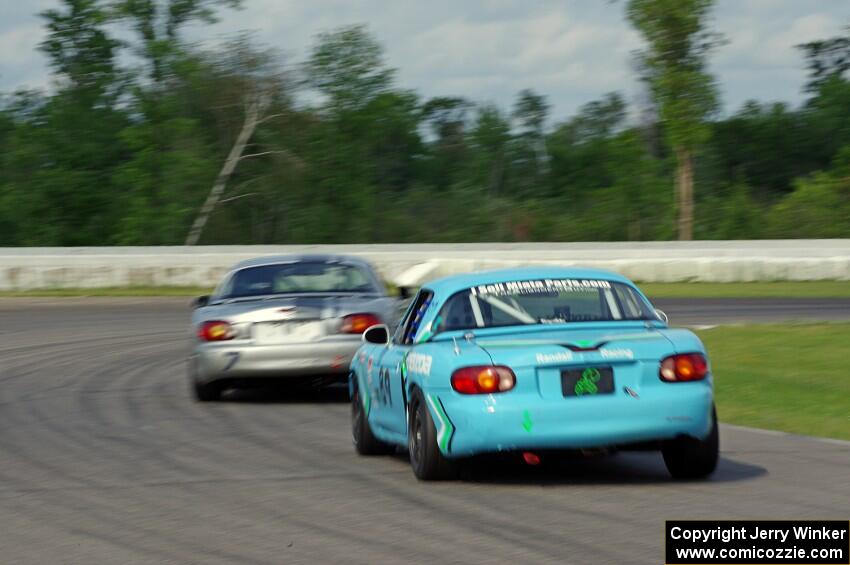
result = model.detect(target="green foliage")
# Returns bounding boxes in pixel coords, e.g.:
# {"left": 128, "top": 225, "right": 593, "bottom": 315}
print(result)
{"left": 112, "top": 113, "right": 217, "bottom": 244}
{"left": 40, "top": 0, "right": 122, "bottom": 96}
{"left": 700, "top": 182, "right": 763, "bottom": 240}
{"left": 627, "top": 0, "right": 722, "bottom": 240}
{"left": 512, "top": 89, "right": 549, "bottom": 136}
{"left": 0, "top": 1, "right": 129, "bottom": 245}
{"left": 627, "top": 0, "right": 720, "bottom": 149}
{"left": 798, "top": 25, "right": 850, "bottom": 90}
{"left": 1, "top": 11, "right": 849, "bottom": 246}
{"left": 766, "top": 147, "right": 850, "bottom": 238}
{"left": 468, "top": 104, "right": 511, "bottom": 196}
{"left": 305, "top": 24, "right": 394, "bottom": 113}
{"left": 560, "top": 92, "right": 626, "bottom": 142}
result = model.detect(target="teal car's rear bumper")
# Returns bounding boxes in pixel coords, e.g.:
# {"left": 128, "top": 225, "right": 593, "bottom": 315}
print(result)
{"left": 431, "top": 381, "right": 714, "bottom": 458}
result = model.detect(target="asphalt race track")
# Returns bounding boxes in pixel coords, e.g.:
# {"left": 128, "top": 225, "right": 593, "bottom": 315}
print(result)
{"left": 1, "top": 298, "right": 849, "bottom": 564}
{"left": 651, "top": 297, "right": 850, "bottom": 326}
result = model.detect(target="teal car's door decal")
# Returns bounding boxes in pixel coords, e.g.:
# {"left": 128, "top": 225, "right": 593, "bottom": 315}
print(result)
{"left": 426, "top": 394, "right": 455, "bottom": 453}
{"left": 400, "top": 352, "right": 409, "bottom": 408}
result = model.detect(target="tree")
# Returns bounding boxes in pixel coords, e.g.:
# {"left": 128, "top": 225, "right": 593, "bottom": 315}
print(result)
{"left": 797, "top": 27, "right": 850, "bottom": 181}
{"left": 109, "top": 0, "right": 242, "bottom": 84}
{"left": 709, "top": 101, "right": 807, "bottom": 200}
{"left": 105, "top": 0, "right": 253, "bottom": 244}
{"left": 513, "top": 89, "right": 549, "bottom": 136}
{"left": 421, "top": 96, "right": 471, "bottom": 141}
{"left": 304, "top": 24, "right": 394, "bottom": 114}
{"left": 512, "top": 89, "right": 550, "bottom": 189}
{"left": 7, "top": 2, "right": 850, "bottom": 246}
{"left": 470, "top": 104, "right": 511, "bottom": 196}
{"left": 41, "top": 0, "right": 123, "bottom": 98}
{"left": 421, "top": 96, "right": 472, "bottom": 191}
{"left": 627, "top": 0, "right": 721, "bottom": 240}
{"left": 300, "top": 25, "right": 419, "bottom": 241}
{"left": 766, "top": 146, "right": 850, "bottom": 238}
{"left": 9, "top": 0, "right": 130, "bottom": 245}
{"left": 798, "top": 25, "right": 850, "bottom": 90}
{"left": 360, "top": 91, "right": 423, "bottom": 194}
{"left": 563, "top": 92, "right": 626, "bottom": 142}
{"left": 547, "top": 92, "right": 632, "bottom": 199}
{"left": 184, "top": 37, "right": 294, "bottom": 245}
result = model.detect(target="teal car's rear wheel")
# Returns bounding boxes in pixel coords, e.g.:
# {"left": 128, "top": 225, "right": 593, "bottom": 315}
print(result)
{"left": 408, "top": 389, "right": 457, "bottom": 481}
{"left": 662, "top": 406, "right": 719, "bottom": 479}
{"left": 351, "top": 388, "right": 393, "bottom": 455}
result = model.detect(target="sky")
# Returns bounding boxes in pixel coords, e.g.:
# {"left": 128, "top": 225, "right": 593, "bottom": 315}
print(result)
{"left": 2, "top": 0, "right": 849, "bottom": 122}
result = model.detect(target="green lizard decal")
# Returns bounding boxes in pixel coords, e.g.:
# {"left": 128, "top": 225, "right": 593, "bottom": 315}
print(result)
{"left": 574, "top": 367, "right": 602, "bottom": 396}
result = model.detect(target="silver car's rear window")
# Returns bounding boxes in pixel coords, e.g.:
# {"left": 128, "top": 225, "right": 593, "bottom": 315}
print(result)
{"left": 219, "top": 262, "right": 379, "bottom": 298}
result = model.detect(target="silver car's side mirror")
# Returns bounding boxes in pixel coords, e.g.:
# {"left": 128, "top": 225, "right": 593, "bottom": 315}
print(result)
{"left": 363, "top": 324, "right": 390, "bottom": 345}
{"left": 655, "top": 309, "right": 668, "bottom": 324}
{"left": 193, "top": 295, "right": 210, "bottom": 309}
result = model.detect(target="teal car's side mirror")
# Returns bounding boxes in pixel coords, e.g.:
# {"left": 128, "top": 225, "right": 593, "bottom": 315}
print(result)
{"left": 363, "top": 324, "right": 390, "bottom": 345}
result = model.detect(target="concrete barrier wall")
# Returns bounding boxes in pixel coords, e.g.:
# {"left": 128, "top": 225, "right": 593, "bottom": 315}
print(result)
{"left": 1, "top": 240, "right": 849, "bottom": 290}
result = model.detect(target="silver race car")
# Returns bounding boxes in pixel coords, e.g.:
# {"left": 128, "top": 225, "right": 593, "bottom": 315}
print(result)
{"left": 189, "top": 254, "right": 404, "bottom": 401}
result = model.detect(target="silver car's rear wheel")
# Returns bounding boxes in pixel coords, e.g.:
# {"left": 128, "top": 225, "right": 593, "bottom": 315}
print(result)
{"left": 192, "top": 380, "right": 221, "bottom": 402}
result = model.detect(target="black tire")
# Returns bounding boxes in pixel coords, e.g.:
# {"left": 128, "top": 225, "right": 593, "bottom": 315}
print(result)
{"left": 351, "top": 388, "right": 393, "bottom": 455}
{"left": 662, "top": 406, "right": 719, "bottom": 480}
{"left": 193, "top": 379, "right": 221, "bottom": 402}
{"left": 408, "top": 389, "right": 457, "bottom": 481}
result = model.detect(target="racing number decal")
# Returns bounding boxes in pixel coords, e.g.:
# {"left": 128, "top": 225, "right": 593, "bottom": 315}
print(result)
{"left": 223, "top": 351, "right": 240, "bottom": 372}
{"left": 376, "top": 367, "right": 393, "bottom": 407}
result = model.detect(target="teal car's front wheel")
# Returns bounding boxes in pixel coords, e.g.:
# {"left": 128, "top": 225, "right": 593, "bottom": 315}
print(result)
{"left": 408, "top": 390, "right": 457, "bottom": 481}
{"left": 662, "top": 406, "right": 719, "bottom": 480}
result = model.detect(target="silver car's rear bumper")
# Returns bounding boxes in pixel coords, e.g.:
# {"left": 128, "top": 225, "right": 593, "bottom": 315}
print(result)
{"left": 191, "top": 337, "right": 362, "bottom": 384}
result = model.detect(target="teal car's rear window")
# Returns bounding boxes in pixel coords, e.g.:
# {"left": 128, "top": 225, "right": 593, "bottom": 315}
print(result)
{"left": 434, "top": 279, "right": 656, "bottom": 332}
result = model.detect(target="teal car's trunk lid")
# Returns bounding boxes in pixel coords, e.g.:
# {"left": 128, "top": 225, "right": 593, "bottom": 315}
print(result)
{"left": 473, "top": 326, "right": 675, "bottom": 399}
{"left": 475, "top": 326, "right": 673, "bottom": 365}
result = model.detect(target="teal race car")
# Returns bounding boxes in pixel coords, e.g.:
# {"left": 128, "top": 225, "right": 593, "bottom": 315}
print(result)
{"left": 349, "top": 267, "right": 718, "bottom": 481}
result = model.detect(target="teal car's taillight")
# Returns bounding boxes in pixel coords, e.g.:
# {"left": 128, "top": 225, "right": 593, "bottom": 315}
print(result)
{"left": 659, "top": 353, "right": 708, "bottom": 382}
{"left": 451, "top": 366, "right": 516, "bottom": 394}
